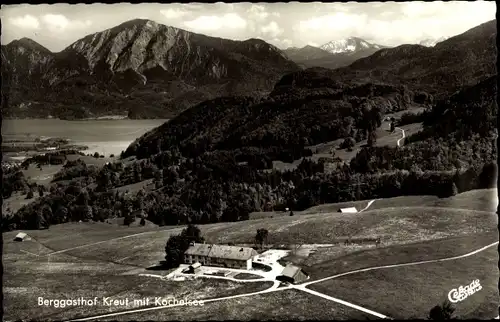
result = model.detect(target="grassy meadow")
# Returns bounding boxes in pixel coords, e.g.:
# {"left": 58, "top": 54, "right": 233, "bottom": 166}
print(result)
{"left": 309, "top": 246, "right": 498, "bottom": 319}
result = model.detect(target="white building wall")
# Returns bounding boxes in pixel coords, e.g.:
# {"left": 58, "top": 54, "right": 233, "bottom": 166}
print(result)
{"left": 246, "top": 258, "right": 252, "bottom": 270}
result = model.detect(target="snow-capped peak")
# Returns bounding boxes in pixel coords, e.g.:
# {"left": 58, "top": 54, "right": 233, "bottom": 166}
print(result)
{"left": 419, "top": 36, "right": 448, "bottom": 47}
{"left": 320, "top": 37, "right": 382, "bottom": 54}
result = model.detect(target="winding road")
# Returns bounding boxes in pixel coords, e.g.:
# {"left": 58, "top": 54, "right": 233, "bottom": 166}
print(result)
{"left": 395, "top": 127, "right": 405, "bottom": 147}
{"left": 41, "top": 197, "right": 497, "bottom": 321}
{"left": 68, "top": 238, "right": 499, "bottom": 321}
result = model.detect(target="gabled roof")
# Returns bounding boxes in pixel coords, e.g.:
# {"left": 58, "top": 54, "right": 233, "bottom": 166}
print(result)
{"left": 209, "top": 244, "right": 258, "bottom": 261}
{"left": 190, "top": 262, "right": 202, "bottom": 269}
{"left": 281, "top": 264, "right": 303, "bottom": 278}
{"left": 15, "top": 232, "right": 27, "bottom": 239}
{"left": 185, "top": 243, "right": 212, "bottom": 257}
{"left": 339, "top": 207, "right": 357, "bottom": 213}
{"left": 185, "top": 243, "right": 258, "bottom": 261}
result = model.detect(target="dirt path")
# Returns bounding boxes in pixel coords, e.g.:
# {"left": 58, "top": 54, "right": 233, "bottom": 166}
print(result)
{"left": 68, "top": 241, "right": 498, "bottom": 321}
{"left": 302, "top": 241, "right": 499, "bottom": 287}
{"left": 291, "top": 285, "right": 389, "bottom": 319}
{"left": 395, "top": 127, "right": 405, "bottom": 147}
{"left": 358, "top": 199, "right": 376, "bottom": 212}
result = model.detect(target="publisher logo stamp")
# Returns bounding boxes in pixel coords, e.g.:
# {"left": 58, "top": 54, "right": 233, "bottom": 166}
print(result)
{"left": 448, "top": 279, "right": 482, "bottom": 303}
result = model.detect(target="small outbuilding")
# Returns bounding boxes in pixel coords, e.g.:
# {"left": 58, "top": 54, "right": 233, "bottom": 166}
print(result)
{"left": 14, "top": 232, "right": 31, "bottom": 242}
{"left": 338, "top": 207, "right": 358, "bottom": 213}
{"left": 183, "top": 262, "right": 202, "bottom": 274}
{"left": 276, "top": 264, "right": 309, "bottom": 284}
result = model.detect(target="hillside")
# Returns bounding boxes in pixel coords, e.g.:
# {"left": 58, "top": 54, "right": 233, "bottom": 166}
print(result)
{"left": 1, "top": 19, "right": 299, "bottom": 119}
{"left": 327, "top": 20, "right": 496, "bottom": 99}
{"left": 124, "top": 81, "right": 419, "bottom": 161}
{"left": 3, "top": 20, "right": 497, "bottom": 231}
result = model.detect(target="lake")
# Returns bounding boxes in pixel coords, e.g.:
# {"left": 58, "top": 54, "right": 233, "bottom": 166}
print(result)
{"left": 2, "top": 119, "right": 168, "bottom": 157}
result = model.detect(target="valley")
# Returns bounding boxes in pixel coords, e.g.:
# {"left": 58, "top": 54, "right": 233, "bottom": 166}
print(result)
{"left": 1, "top": 4, "right": 497, "bottom": 321}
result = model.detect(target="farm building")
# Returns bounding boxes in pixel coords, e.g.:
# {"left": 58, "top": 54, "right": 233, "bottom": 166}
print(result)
{"left": 13, "top": 232, "right": 31, "bottom": 242}
{"left": 276, "top": 264, "right": 309, "bottom": 284}
{"left": 184, "top": 243, "right": 258, "bottom": 270}
{"left": 338, "top": 207, "right": 358, "bottom": 213}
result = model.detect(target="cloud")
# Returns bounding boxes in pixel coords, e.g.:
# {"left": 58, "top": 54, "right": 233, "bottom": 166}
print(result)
{"left": 269, "top": 38, "right": 293, "bottom": 49}
{"left": 9, "top": 14, "right": 40, "bottom": 29}
{"left": 160, "top": 8, "right": 188, "bottom": 19}
{"left": 296, "top": 13, "right": 368, "bottom": 32}
{"left": 401, "top": 2, "right": 434, "bottom": 18}
{"left": 247, "top": 4, "right": 269, "bottom": 20}
{"left": 261, "top": 21, "right": 283, "bottom": 38}
{"left": 41, "top": 14, "right": 92, "bottom": 32}
{"left": 184, "top": 13, "right": 247, "bottom": 31}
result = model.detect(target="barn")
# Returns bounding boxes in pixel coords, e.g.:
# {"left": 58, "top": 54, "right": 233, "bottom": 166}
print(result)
{"left": 184, "top": 243, "right": 258, "bottom": 270}
{"left": 338, "top": 207, "right": 358, "bottom": 213}
{"left": 276, "top": 264, "right": 309, "bottom": 284}
{"left": 14, "top": 232, "right": 31, "bottom": 242}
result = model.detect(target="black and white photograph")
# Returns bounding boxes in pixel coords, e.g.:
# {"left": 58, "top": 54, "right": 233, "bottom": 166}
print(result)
{"left": 1, "top": 1, "right": 498, "bottom": 320}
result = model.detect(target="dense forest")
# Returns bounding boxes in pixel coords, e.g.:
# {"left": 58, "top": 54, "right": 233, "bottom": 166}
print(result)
{"left": 123, "top": 81, "right": 423, "bottom": 162}
{"left": 3, "top": 72, "right": 496, "bottom": 231}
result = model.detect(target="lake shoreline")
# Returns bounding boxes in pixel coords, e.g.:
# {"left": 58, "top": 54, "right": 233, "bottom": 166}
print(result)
{"left": 2, "top": 119, "right": 168, "bottom": 159}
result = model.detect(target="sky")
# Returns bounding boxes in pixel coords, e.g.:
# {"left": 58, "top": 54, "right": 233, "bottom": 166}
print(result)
{"left": 1, "top": 2, "right": 496, "bottom": 52}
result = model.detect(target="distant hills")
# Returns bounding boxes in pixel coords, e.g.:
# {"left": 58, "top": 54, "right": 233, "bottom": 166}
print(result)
{"left": 2, "top": 19, "right": 496, "bottom": 120}
{"left": 283, "top": 37, "right": 387, "bottom": 70}
{"left": 289, "top": 20, "right": 496, "bottom": 100}
{"left": 125, "top": 19, "right": 497, "bottom": 161}
{"left": 1, "top": 19, "right": 299, "bottom": 119}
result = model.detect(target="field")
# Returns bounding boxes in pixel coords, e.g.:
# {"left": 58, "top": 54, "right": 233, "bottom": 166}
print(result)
{"left": 115, "top": 289, "right": 374, "bottom": 321}
{"left": 216, "top": 206, "right": 496, "bottom": 247}
{"left": 3, "top": 188, "right": 497, "bottom": 320}
{"left": 3, "top": 191, "right": 37, "bottom": 214}
{"left": 3, "top": 228, "right": 272, "bottom": 321}
{"left": 301, "top": 232, "right": 498, "bottom": 278}
{"left": 273, "top": 116, "right": 424, "bottom": 171}
{"left": 310, "top": 246, "right": 498, "bottom": 319}
{"left": 112, "top": 179, "right": 155, "bottom": 194}
{"left": 249, "top": 188, "right": 497, "bottom": 220}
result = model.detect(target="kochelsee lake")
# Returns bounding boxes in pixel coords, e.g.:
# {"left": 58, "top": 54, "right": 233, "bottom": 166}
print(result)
{"left": 2, "top": 119, "right": 168, "bottom": 157}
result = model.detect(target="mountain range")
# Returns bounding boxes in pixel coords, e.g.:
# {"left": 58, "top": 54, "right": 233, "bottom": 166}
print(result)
{"left": 305, "top": 20, "right": 496, "bottom": 100}
{"left": 125, "top": 19, "right": 496, "bottom": 161}
{"left": 283, "top": 37, "right": 386, "bottom": 70}
{"left": 1, "top": 19, "right": 298, "bottom": 119}
{"left": 2, "top": 19, "right": 496, "bottom": 120}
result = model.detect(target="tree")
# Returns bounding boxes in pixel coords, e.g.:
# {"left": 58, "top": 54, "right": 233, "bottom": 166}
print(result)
{"left": 450, "top": 182, "right": 458, "bottom": 196}
{"left": 164, "top": 224, "right": 204, "bottom": 268}
{"left": 140, "top": 218, "right": 146, "bottom": 226}
{"left": 342, "top": 137, "right": 356, "bottom": 152}
{"left": 124, "top": 211, "right": 135, "bottom": 226}
{"left": 164, "top": 235, "right": 189, "bottom": 268}
{"left": 26, "top": 189, "right": 34, "bottom": 199}
{"left": 182, "top": 224, "right": 205, "bottom": 244}
{"left": 38, "top": 185, "right": 46, "bottom": 197}
{"left": 154, "top": 169, "right": 164, "bottom": 190}
{"left": 367, "top": 130, "right": 377, "bottom": 147}
{"left": 428, "top": 300, "right": 455, "bottom": 320}
{"left": 255, "top": 228, "right": 269, "bottom": 250}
